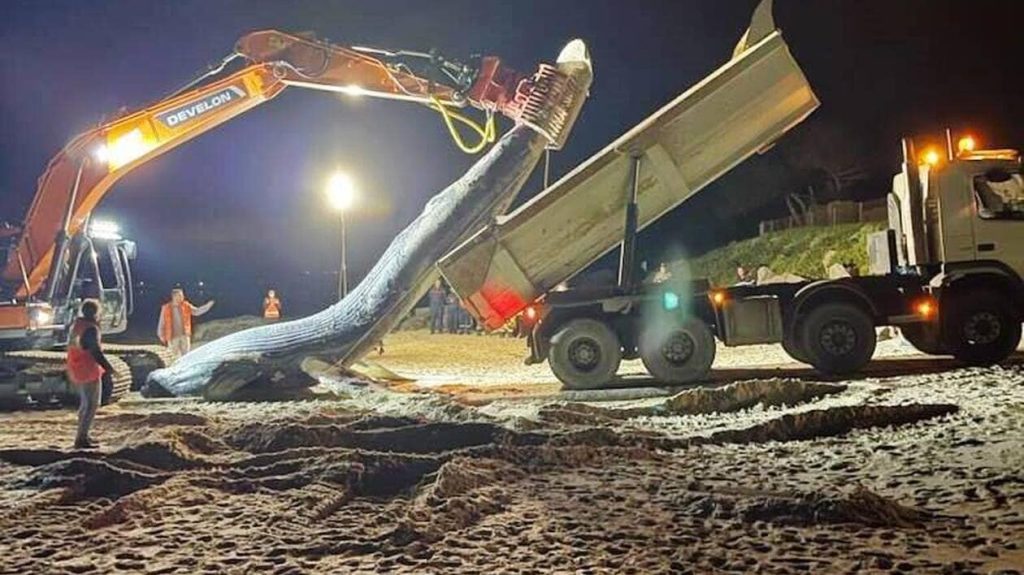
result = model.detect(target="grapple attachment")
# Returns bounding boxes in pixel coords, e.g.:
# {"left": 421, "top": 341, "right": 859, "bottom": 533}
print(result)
{"left": 505, "top": 40, "right": 593, "bottom": 150}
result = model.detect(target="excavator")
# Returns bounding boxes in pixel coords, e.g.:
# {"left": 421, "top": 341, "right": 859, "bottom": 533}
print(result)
{"left": 0, "top": 29, "right": 574, "bottom": 406}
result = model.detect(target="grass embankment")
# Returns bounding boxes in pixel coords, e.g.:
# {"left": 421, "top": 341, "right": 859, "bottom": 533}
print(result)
{"left": 679, "top": 222, "right": 885, "bottom": 286}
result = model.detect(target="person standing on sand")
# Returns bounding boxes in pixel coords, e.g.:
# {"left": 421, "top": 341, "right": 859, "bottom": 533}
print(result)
{"left": 263, "top": 289, "right": 282, "bottom": 321}
{"left": 444, "top": 291, "right": 459, "bottom": 334}
{"left": 158, "top": 288, "right": 215, "bottom": 358}
{"left": 66, "top": 299, "right": 115, "bottom": 449}
{"left": 652, "top": 262, "right": 672, "bottom": 284}
{"left": 428, "top": 279, "right": 446, "bottom": 334}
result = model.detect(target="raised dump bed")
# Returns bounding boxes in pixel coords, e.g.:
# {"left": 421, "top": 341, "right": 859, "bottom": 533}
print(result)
{"left": 439, "top": 0, "right": 819, "bottom": 330}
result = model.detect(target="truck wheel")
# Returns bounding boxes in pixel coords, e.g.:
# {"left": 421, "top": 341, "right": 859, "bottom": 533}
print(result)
{"left": 900, "top": 323, "right": 948, "bottom": 355}
{"left": 639, "top": 317, "right": 715, "bottom": 384}
{"left": 549, "top": 319, "right": 622, "bottom": 389}
{"left": 782, "top": 330, "right": 810, "bottom": 364}
{"left": 799, "top": 302, "right": 876, "bottom": 375}
{"left": 944, "top": 292, "right": 1021, "bottom": 366}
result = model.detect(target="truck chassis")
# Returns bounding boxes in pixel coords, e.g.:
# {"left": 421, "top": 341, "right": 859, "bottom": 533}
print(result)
{"left": 527, "top": 261, "right": 1023, "bottom": 389}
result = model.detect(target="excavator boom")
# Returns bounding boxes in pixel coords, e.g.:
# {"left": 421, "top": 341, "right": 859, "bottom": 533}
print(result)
{"left": 2, "top": 29, "right": 566, "bottom": 302}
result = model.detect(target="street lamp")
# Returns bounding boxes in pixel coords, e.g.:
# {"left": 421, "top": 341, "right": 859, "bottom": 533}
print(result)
{"left": 326, "top": 172, "right": 356, "bottom": 299}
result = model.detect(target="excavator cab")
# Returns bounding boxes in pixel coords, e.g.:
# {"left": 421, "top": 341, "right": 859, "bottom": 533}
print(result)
{"left": 51, "top": 222, "right": 136, "bottom": 338}
{"left": 0, "top": 222, "right": 135, "bottom": 351}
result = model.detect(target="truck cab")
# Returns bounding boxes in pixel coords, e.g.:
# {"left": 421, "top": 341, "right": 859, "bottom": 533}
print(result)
{"left": 890, "top": 144, "right": 1024, "bottom": 273}
{"left": 862, "top": 140, "right": 1024, "bottom": 366}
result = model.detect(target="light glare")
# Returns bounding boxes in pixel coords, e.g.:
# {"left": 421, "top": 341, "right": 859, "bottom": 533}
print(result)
{"left": 326, "top": 172, "right": 356, "bottom": 211}
{"left": 711, "top": 291, "right": 727, "bottom": 306}
{"left": 97, "top": 128, "right": 152, "bottom": 169}
{"left": 89, "top": 220, "right": 122, "bottom": 240}
{"left": 339, "top": 85, "right": 367, "bottom": 97}
{"left": 957, "top": 136, "right": 976, "bottom": 154}
{"left": 663, "top": 291, "right": 680, "bottom": 310}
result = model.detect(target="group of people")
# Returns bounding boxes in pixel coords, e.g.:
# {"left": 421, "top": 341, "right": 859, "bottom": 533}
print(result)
{"left": 427, "top": 279, "right": 478, "bottom": 334}
{"left": 66, "top": 286, "right": 283, "bottom": 449}
{"left": 156, "top": 287, "right": 284, "bottom": 354}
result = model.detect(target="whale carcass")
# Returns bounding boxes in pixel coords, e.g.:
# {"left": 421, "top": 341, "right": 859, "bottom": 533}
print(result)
{"left": 146, "top": 41, "right": 593, "bottom": 399}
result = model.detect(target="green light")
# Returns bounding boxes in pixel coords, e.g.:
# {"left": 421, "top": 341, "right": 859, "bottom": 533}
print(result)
{"left": 663, "top": 291, "right": 680, "bottom": 310}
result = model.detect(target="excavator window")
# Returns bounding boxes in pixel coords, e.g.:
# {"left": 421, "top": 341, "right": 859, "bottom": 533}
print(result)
{"left": 69, "top": 247, "right": 102, "bottom": 301}
{"left": 94, "top": 244, "right": 119, "bottom": 291}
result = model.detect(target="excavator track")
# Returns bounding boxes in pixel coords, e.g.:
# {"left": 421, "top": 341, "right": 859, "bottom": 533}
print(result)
{"left": 103, "top": 344, "right": 176, "bottom": 391}
{"left": 0, "top": 351, "right": 132, "bottom": 407}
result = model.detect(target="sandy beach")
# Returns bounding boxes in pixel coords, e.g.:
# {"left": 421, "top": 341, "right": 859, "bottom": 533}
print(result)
{"left": 1, "top": 332, "right": 1022, "bottom": 574}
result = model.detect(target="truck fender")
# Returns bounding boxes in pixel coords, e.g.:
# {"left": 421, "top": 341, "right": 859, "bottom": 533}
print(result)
{"left": 789, "top": 280, "right": 879, "bottom": 325}
{"left": 930, "top": 261, "right": 1024, "bottom": 289}
{"left": 930, "top": 261, "right": 1024, "bottom": 317}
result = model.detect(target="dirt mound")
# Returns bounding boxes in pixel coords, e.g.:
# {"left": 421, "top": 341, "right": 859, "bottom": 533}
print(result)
{"left": 678, "top": 484, "right": 929, "bottom": 528}
{"left": 224, "top": 421, "right": 513, "bottom": 454}
{"left": 0, "top": 442, "right": 205, "bottom": 472}
{"left": 171, "top": 429, "right": 228, "bottom": 455}
{"left": 740, "top": 486, "right": 930, "bottom": 527}
{"left": 202, "top": 450, "right": 447, "bottom": 500}
{"left": 502, "top": 432, "right": 663, "bottom": 471}
{"left": 0, "top": 448, "right": 70, "bottom": 467}
{"left": 344, "top": 415, "right": 424, "bottom": 430}
{"left": 703, "top": 403, "right": 958, "bottom": 445}
{"left": 22, "top": 458, "right": 168, "bottom": 499}
{"left": 662, "top": 379, "right": 847, "bottom": 415}
{"left": 538, "top": 380, "right": 847, "bottom": 425}
{"left": 537, "top": 402, "right": 641, "bottom": 425}
{"left": 109, "top": 441, "right": 209, "bottom": 471}
{"left": 0, "top": 488, "right": 74, "bottom": 528}
{"left": 101, "top": 412, "right": 209, "bottom": 427}
{"left": 81, "top": 481, "right": 182, "bottom": 530}
{"left": 395, "top": 457, "right": 522, "bottom": 543}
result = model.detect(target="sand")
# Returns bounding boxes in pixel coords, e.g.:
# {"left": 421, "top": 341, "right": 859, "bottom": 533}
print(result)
{"left": 1, "top": 331, "right": 1022, "bottom": 574}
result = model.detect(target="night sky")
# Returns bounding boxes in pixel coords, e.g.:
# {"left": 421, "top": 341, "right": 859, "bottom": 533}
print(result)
{"left": 3, "top": 0, "right": 1024, "bottom": 329}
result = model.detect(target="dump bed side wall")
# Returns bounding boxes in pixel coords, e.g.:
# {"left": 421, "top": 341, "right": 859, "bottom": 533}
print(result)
{"left": 440, "top": 31, "right": 818, "bottom": 330}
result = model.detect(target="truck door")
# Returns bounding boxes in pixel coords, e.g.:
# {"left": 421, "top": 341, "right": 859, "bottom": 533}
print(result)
{"left": 971, "top": 170, "right": 1024, "bottom": 275}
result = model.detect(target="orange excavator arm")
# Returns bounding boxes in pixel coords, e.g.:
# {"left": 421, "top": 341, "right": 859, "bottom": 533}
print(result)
{"left": 2, "top": 29, "right": 556, "bottom": 301}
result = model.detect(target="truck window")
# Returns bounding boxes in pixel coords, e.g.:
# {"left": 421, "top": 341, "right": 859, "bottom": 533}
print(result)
{"left": 973, "top": 170, "right": 1024, "bottom": 220}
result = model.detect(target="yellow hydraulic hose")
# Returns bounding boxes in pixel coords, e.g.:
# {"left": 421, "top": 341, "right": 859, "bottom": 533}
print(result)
{"left": 429, "top": 96, "right": 496, "bottom": 154}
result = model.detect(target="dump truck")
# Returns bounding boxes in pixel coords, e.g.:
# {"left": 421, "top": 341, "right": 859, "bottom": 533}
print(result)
{"left": 443, "top": 0, "right": 1024, "bottom": 389}
{"left": 708, "top": 136, "right": 1024, "bottom": 377}
{"left": 439, "top": 0, "right": 821, "bottom": 387}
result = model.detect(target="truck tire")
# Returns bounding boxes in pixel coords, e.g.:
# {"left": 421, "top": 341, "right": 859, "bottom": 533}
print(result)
{"left": 549, "top": 318, "right": 622, "bottom": 389}
{"left": 944, "top": 291, "right": 1021, "bottom": 366}
{"left": 639, "top": 317, "right": 715, "bottom": 384}
{"left": 900, "top": 323, "right": 948, "bottom": 355}
{"left": 798, "top": 302, "right": 876, "bottom": 375}
{"left": 782, "top": 330, "right": 810, "bottom": 364}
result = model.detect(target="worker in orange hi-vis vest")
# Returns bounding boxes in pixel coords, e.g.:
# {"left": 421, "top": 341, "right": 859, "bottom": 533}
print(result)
{"left": 157, "top": 288, "right": 215, "bottom": 358}
{"left": 66, "top": 299, "right": 115, "bottom": 449}
{"left": 263, "top": 289, "right": 282, "bottom": 321}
